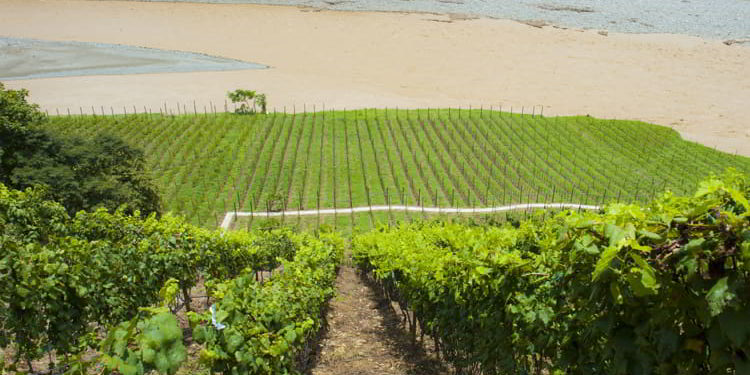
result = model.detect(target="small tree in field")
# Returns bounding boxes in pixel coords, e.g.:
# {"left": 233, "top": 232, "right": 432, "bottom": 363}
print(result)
{"left": 266, "top": 191, "right": 285, "bottom": 212}
{"left": 227, "top": 89, "right": 267, "bottom": 114}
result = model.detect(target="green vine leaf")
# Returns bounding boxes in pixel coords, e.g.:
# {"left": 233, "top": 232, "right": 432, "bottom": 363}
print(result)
{"left": 706, "top": 277, "right": 735, "bottom": 317}
{"left": 593, "top": 245, "right": 619, "bottom": 281}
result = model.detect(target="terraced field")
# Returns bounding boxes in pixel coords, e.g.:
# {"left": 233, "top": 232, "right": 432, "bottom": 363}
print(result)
{"left": 44, "top": 108, "right": 750, "bottom": 231}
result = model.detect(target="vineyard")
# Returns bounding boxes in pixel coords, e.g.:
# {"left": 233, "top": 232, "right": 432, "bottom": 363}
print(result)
{"left": 353, "top": 171, "right": 750, "bottom": 374}
{"left": 5, "top": 105, "right": 748, "bottom": 374}
{"left": 0, "top": 183, "right": 344, "bottom": 374}
{"left": 43, "top": 109, "right": 750, "bottom": 232}
{"left": 2, "top": 163, "right": 748, "bottom": 374}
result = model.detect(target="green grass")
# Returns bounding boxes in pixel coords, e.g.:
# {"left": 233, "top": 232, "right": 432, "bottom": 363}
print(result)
{"left": 44, "top": 108, "right": 750, "bottom": 230}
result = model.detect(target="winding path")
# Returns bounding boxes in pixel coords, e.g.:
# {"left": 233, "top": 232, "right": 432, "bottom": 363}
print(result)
{"left": 220, "top": 203, "right": 600, "bottom": 229}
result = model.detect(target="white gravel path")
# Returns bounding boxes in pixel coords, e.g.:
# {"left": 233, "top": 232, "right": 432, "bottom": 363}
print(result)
{"left": 220, "top": 203, "right": 600, "bottom": 229}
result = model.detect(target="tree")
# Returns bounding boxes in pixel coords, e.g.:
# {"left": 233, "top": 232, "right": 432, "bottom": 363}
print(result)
{"left": 227, "top": 89, "right": 267, "bottom": 114}
{"left": 265, "top": 191, "right": 285, "bottom": 212}
{"left": 0, "top": 84, "right": 162, "bottom": 217}
{"left": 0, "top": 83, "right": 46, "bottom": 178}
{"left": 9, "top": 133, "right": 162, "bottom": 217}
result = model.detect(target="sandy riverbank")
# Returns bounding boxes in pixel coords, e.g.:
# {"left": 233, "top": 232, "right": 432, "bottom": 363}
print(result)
{"left": 0, "top": 0, "right": 748, "bottom": 155}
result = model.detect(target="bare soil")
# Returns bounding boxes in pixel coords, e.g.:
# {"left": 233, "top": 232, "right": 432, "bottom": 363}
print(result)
{"left": 311, "top": 265, "right": 449, "bottom": 375}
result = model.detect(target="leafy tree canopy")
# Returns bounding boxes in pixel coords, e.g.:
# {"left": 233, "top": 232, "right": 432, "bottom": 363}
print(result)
{"left": 0, "top": 83, "right": 161, "bottom": 217}
{"left": 0, "top": 83, "right": 46, "bottom": 177}
{"left": 227, "top": 89, "right": 267, "bottom": 114}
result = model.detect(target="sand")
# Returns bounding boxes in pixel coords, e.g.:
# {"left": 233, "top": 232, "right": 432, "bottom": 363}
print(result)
{"left": 0, "top": 0, "right": 748, "bottom": 156}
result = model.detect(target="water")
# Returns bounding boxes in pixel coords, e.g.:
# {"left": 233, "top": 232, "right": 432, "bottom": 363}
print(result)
{"left": 0, "top": 37, "right": 267, "bottom": 80}
{"left": 124, "top": 0, "right": 750, "bottom": 41}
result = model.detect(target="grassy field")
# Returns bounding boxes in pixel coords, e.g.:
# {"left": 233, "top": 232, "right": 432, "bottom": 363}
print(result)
{"left": 44, "top": 108, "right": 750, "bottom": 231}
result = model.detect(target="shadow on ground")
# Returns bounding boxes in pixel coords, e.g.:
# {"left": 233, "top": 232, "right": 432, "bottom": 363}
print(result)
{"left": 309, "top": 264, "right": 449, "bottom": 375}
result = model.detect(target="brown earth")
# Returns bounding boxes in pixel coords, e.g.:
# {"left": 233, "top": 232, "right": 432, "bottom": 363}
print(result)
{"left": 311, "top": 265, "right": 449, "bottom": 375}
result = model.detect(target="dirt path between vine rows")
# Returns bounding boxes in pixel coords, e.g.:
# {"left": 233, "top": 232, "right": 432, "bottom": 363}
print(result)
{"left": 311, "top": 264, "right": 448, "bottom": 375}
